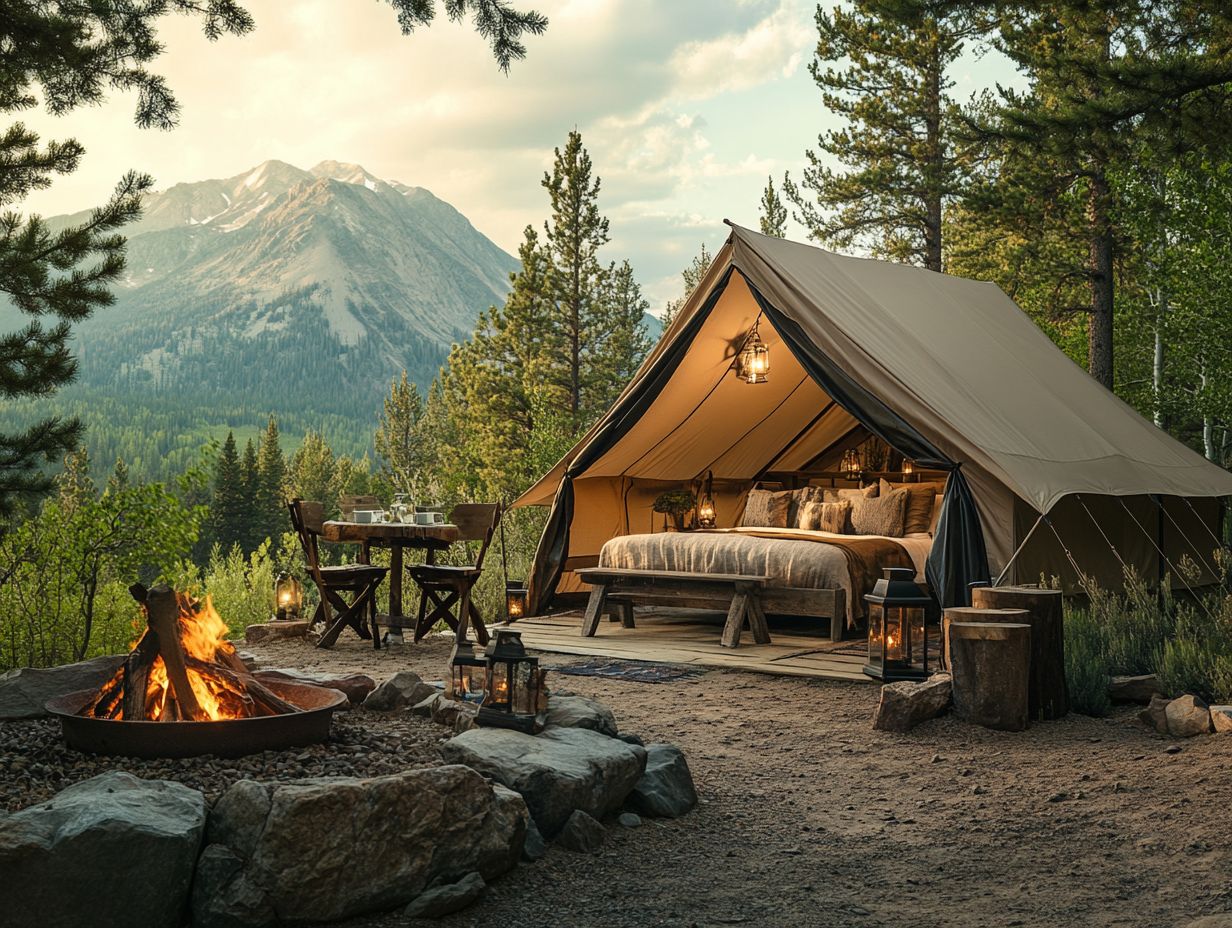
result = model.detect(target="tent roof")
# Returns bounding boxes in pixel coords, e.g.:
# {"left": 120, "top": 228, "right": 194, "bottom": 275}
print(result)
{"left": 516, "top": 223, "right": 1232, "bottom": 513}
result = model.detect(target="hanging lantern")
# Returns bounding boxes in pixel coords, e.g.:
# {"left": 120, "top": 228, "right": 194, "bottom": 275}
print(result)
{"left": 274, "top": 572, "right": 303, "bottom": 621}
{"left": 448, "top": 638, "right": 486, "bottom": 702}
{"left": 697, "top": 470, "right": 717, "bottom": 529}
{"left": 901, "top": 459, "right": 914, "bottom": 478}
{"left": 505, "top": 581, "right": 529, "bottom": 622}
{"left": 737, "top": 320, "right": 770, "bottom": 384}
{"left": 864, "top": 567, "right": 934, "bottom": 682}
{"left": 479, "top": 629, "right": 546, "bottom": 733}
{"left": 841, "top": 448, "right": 862, "bottom": 481}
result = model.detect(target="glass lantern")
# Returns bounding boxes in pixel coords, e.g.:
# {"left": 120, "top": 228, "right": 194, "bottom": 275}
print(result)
{"left": 841, "top": 448, "right": 862, "bottom": 481}
{"left": 737, "top": 321, "right": 770, "bottom": 384}
{"left": 274, "top": 572, "right": 303, "bottom": 621}
{"left": 901, "top": 459, "right": 914, "bottom": 478}
{"left": 505, "top": 582, "right": 529, "bottom": 622}
{"left": 696, "top": 494, "right": 717, "bottom": 529}
{"left": 864, "top": 567, "right": 934, "bottom": 682}
{"left": 479, "top": 629, "right": 545, "bottom": 733}
{"left": 448, "top": 638, "right": 486, "bottom": 703}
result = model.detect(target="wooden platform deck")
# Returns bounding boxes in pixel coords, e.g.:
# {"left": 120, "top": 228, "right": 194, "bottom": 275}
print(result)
{"left": 514, "top": 608, "right": 871, "bottom": 682}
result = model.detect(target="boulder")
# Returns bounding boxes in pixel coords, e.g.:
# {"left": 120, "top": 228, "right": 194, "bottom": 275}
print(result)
{"left": 0, "top": 654, "right": 125, "bottom": 720}
{"left": 1139, "top": 695, "right": 1171, "bottom": 734}
{"left": 1186, "top": 917, "right": 1232, "bottom": 928}
{"left": 625, "top": 743, "right": 698, "bottom": 819}
{"left": 546, "top": 694, "right": 619, "bottom": 737}
{"left": 556, "top": 809, "right": 605, "bottom": 854}
{"left": 244, "top": 621, "right": 310, "bottom": 644}
{"left": 872, "top": 673, "right": 952, "bottom": 733}
{"left": 404, "top": 872, "right": 485, "bottom": 919}
{"left": 1108, "top": 673, "right": 1163, "bottom": 704}
{"left": 1166, "top": 694, "right": 1213, "bottom": 738}
{"left": 441, "top": 726, "right": 646, "bottom": 837}
{"left": 432, "top": 695, "right": 479, "bottom": 732}
{"left": 0, "top": 771, "right": 206, "bottom": 928}
{"left": 192, "top": 765, "right": 526, "bottom": 928}
{"left": 521, "top": 820, "right": 547, "bottom": 861}
{"left": 617, "top": 812, "right": 642, "bottom": 828}
{"left": 1211, "top": 706, "right": 1232, "bottom": 734}
{"left": 362, "top": 671, "right": 438, "bottom": 711}
{"left": 255, "top": 669, "right": 376, "bottom": 705}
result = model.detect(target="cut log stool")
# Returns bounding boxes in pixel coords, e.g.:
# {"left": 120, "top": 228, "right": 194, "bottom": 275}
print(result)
{"left": 970, "top": 586, "right": 1068, "bottom": 720}
{"left": 947, "top": 621, "right": 1032, "bottom": 731}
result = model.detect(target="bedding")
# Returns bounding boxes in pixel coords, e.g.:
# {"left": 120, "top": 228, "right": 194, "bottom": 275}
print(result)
{"left": 598, "top": 527, "right": 931, "bottom": 625}
{"left": 741, "top": 488, "right": 792, "bottom": 528}
{"left": 850, "top": 486, "right": 909, "bottom": 536}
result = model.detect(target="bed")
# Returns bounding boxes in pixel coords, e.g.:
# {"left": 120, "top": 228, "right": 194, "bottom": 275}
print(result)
{"left": 598, "top": 527, "right": 933, "bottom": 627}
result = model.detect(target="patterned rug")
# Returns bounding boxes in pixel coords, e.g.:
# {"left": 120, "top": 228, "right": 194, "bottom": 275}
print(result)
{"left": 548, "top": 659, "right": 706, "bottom": 684}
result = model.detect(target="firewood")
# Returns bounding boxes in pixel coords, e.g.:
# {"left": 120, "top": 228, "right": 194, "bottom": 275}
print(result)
{"left": 213, "top": 643, "right": 299, "bottom": 715}
{"left": 145, "top": 585, "right": 205, "bottom": 721}
{"left": 121, "top": 629, "right": 160, "bottom": 720}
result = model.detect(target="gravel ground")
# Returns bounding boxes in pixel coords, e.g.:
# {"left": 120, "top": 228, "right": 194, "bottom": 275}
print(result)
{"left": 9, "top": 633, "right": 1232, "bottom": 927}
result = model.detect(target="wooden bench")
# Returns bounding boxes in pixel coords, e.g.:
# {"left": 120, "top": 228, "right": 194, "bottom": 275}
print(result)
{"left": 576, "top": 568, "right": 771, "bottom": 648}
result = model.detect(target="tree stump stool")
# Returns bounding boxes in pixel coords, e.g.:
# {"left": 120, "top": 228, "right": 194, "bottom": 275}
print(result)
{"left": 947, "top": 622, "right": 1032, "bottom": 731}
{"left": 942, "top": 607, "right": 1029, "bottom": 673}
{"left": 971, "top": 586, "right": 1068, "bottom": 720}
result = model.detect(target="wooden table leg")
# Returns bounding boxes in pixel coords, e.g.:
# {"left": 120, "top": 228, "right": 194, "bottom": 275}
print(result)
{"left": 721, "top": 589, "right": 751, "bottom": 649}
{"left": 581, "top": 583, "right": 609, "bottom": 637}
{"left": 388, "top": 544, "right": 404, "bottom": 634}
{"left": 746, "top": 588, "right": 770, "bottom": 645}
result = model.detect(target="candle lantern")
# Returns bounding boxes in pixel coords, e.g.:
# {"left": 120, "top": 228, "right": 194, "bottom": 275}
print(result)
{"left": 841, "top": 448, "right": 862, "bottom": 481}
{"left": 448, "top": 638, "right": 486, "bottom": 702}
{"left": 864, "top": 567, "right": 934, "bottom": 682}
{"left": 737, "top": 320, "right": 770, "bottom": 384}
{"left": 697, "top": 469, "right": 717, "bottom": 529}
{"left": 901, "top": 460, "right": 915, "bottom": 479}
{"left": 479, "top": 629, "right": 546, "bottom": 733}
{"left": 274, "top": 572, "right": 303, "bottom": 621}
{"left": 505, "top": 582, "right": 529, "bottom": 622}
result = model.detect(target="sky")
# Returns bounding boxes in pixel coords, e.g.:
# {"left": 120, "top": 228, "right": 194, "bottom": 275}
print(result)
{"left": 24, "top": 0, "right": 1015, "bottom": 310}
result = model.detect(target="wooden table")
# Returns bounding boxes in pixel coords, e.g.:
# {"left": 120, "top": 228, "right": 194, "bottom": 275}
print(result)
{"left": 322, "top": 521, "right": 458, "bottom": 639}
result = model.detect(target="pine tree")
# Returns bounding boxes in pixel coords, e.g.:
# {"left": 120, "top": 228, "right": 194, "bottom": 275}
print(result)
{"left": 759, "top": 176, "right": 788, "bottom": 238}
{"left": 662, "top": 243, "right": 714, "bottom": 326}
{"left": 783, "top": 2, "right": 980, "bottom": 271}
{"left": 961, "top": 0, "right": 1232, "bottom": 387}
{"left": 288, "top": 432, "right": 337, "bottom": 514}
{"left": 592, "top": 260, "right": 651, "bottom": 408}
{"left": 542, "top": 130, "right": 612, "bottom": 423}
{"left": 207, "top": 432, "right": 247, "bottom": 552}
{"left": 0, "top": 0, "right": 546, "bottom": 516}
{"left": 255, "top": 416, "right": 286, "bottom": 542}
{"left": 239, "top": 438, "right": 259, "bottom": 551}
{"left": 375, "top": 371, "right": 426, "bottom": 493}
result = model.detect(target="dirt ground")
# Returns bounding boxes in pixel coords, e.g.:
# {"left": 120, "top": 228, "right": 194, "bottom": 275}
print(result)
{"left": 240, "top": 633, "right": 1232, "bottom": 928}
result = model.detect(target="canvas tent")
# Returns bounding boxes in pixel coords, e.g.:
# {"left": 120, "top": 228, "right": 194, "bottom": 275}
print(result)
{"left": 514, "top": 222, "right": 1232, "bottom": 615}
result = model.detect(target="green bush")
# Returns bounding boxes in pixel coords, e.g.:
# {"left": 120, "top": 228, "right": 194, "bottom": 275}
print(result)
{"left": 1063, "top": 607, "right": 1112, "bottom": 716}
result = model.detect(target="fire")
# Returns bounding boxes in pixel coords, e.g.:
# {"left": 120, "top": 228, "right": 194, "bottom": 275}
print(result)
{"left": 86, "top": 587, "right": 297, "bottom": 722}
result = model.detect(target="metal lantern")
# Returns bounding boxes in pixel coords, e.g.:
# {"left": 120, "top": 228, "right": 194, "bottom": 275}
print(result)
{"left": 448, "top": 638, "right": 486, "bottom": 702}
{"left": 479, "top": 629, "right": 545, "bottom": 733}
{"left": 737, "top": 320, "right": 770, "bottom": 384}
{"left": 505, "top": 582, "right": 529, "bottom": 622}
{"left": 841, "top": 448, "right": 862, "bottom": 481}
{"left": 697, "top": 469, "right": 717, "bottom": 529}
{"left": 864, "top": 567, "right": 934, "bottom": 682}
{"left": 901, "top": 459, "right": 914, "bottom": 477}
{"left": 274, "top": 572, "right": 303, "bottom": 621}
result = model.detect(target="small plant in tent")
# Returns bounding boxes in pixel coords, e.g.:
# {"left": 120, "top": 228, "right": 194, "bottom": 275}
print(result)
{"left": 653, "top": 490, "right": 697, "bottom": 531}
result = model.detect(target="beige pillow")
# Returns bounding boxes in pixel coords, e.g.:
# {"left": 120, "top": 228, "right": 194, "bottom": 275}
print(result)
{"left": 741, "top": 488, "right": 792, "bottom": 528}
{"left": 850, "top": 487, "right": 909, "bottom": 537}
{"left": 823, "top": 483, "right": 878, "bottom": 503}
{"left": 801, "top": 499, "right": 851, "bottom": 533}
{"left": 879, "top": 478, "right": 944, "bottom": 535}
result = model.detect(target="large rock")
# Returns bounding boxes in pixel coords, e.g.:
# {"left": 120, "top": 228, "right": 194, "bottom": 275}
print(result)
{"left": 1108, "top": 673, "right": 1163, "bottom": 704}
{"left": 1166, "top": 694, "right": 1213, "bottom": 738}
{"left": 255, "top": 669, "right": 376, "bottom": 705}
{"left": 1211, "top": 706, "right": 1232, "bottom": 734}
{"left": 1139, "top": 695, "right": 1170, "bottom": 734}
{"left": 404, "top": 872, "right": 485, "bottom": 919}
{"left": 192, "top": 765, "right": 527, "bottom": 928}
{"left": 1186, "top": 917, "right": 1232, "bottom": 928}
{"left": 0, "top": 654, "right": 125, "bottom": 719}
{"left": 0, "top": 771, "right": 206, "bottom": 928}
{"left": 872, "top": 673, "right": 952, "bottom": 733}
{"left": 625, "top": 743, "right": 698, "bottom": 819}
{"left": 441, "top": 726, "right": 646, "bottom": 837}
{"left": 362, "top": 671, "right": 437, "bottom": 711}
{"left": 556, "top": 809, "right": 605, "bottom": 854}
{"left": 546, "top": 694, "right": 619, "bottom": 737}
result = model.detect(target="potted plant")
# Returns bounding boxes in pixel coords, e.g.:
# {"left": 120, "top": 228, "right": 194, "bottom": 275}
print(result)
{"left": 653, "top": 489, "right": 697, "bottom": 532}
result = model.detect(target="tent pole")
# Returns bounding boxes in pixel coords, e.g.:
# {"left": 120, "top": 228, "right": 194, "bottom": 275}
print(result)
{"left": 993, "top": 511, "right": 1045, "bottom": 587}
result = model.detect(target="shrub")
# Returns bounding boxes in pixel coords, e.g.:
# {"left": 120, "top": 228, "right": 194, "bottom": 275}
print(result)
{"left": 1063, "top": 607, "right": 1112, "bottom": 716}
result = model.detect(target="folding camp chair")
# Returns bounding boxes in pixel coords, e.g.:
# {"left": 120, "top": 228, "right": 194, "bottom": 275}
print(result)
{"left": 288, "top": 498, "right": 388, "bottom": 649}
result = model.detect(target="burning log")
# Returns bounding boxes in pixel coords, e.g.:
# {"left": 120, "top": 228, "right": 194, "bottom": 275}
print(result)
{"left": 83, "top": 584, "right": 300, "bottom": 722}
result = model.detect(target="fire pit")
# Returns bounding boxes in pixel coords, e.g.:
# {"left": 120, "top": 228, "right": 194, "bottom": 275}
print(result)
{"left": 46, "top": 584, "right": 347, "bottom": 758}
